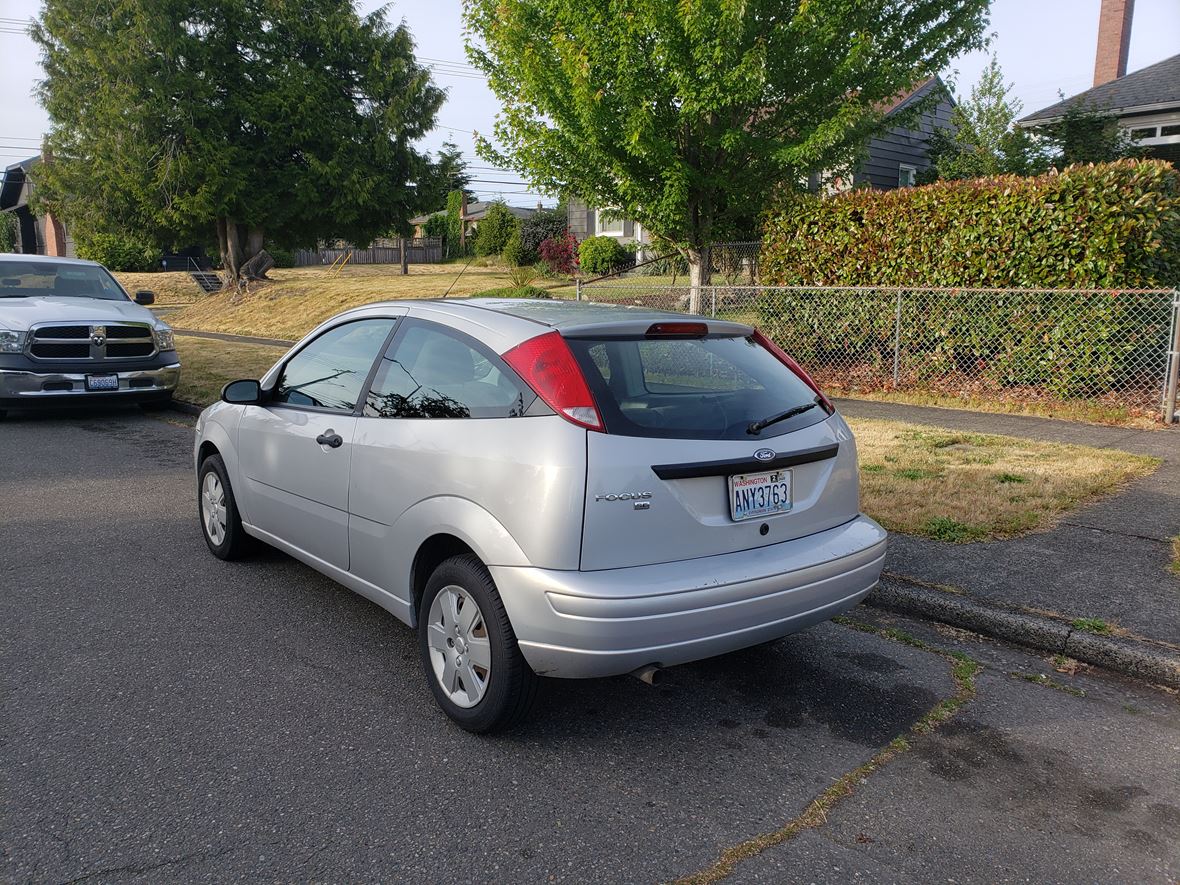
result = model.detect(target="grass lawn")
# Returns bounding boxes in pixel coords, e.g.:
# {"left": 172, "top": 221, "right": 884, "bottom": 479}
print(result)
{"left": 163, "top": 264, "right": 575, "bottom": 340}
{"left": 115, "top": 271, "right": 206, "bottom": 305}
{"left": 174, "top": 335, "right": 286, "bottom": 407}
{"left": 850, "top": 418, "right": 1159, "bottom": 542}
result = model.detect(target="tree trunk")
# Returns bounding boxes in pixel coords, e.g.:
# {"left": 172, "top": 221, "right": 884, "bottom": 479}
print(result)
{"left": 685, "top": 244, "right": 712, "bottom": 315}
{"left": 217, "top": 218, "right": 265, "bottom": 286}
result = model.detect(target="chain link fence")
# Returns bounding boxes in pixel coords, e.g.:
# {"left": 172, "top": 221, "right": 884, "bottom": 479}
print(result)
{"left": 578, "top": 283, "right": 1180, "bottom": 423}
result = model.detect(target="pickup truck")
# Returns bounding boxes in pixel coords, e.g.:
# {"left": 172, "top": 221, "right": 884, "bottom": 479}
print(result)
{"left": 0, "top": 254, "right": 180, "bottom": 417}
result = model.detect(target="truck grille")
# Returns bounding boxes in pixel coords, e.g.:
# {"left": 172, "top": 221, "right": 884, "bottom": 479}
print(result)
{"left": 29, "top": 323, "right": 157, "bottom": 361}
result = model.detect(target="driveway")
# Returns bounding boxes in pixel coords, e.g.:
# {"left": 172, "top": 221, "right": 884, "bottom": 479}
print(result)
{"left": 1, "top": 409, "right": 1178, "bottom": 883}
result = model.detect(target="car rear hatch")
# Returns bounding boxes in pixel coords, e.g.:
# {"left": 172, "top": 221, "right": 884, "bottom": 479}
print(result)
{"left": 561, "top": 320, "right": 860, "bottom": 570}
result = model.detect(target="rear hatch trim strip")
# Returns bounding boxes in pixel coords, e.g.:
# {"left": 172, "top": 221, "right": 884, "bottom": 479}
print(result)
{"left": 651, "top": 442, "right": 840, "bottom": 480}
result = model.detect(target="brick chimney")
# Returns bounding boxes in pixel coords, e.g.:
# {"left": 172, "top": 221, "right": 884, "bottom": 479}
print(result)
{"left": 1093, "top": 0, "right": 1134, "bottom": 86}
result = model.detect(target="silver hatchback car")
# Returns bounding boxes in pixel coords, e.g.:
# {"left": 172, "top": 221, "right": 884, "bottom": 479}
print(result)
{"left": 194, "top": 299, "right": 886, "bottom": 731}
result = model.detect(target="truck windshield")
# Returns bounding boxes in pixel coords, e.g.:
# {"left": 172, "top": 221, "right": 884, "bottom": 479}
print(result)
{"left": 0, "top": 262, "right": 130, "bottom": 301}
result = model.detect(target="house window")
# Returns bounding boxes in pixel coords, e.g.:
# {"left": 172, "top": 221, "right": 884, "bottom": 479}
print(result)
{"left": 898, "top": 164, "right": 917, "bottom": 188}
{"left": 1160, "top": 124, "right": 1180, "bottom": 137}
{"left": 1129, "top": 126, "right": 1157, "bottom": 140}
{"left": 596, "top": 209, "right": 625, "bottom": 237}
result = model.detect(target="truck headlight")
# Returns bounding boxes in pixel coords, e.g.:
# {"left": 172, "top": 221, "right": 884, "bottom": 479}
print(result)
{"left": 0, "top": 329, "right": 26, "bottom": 353}
{"left": 153, "top": 326, "right": 175, "bottom": 351}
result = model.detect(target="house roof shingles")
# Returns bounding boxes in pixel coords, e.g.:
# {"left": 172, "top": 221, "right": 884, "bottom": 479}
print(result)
{"left": 1020, "top": 52, "right": 1180, "bottom": 124}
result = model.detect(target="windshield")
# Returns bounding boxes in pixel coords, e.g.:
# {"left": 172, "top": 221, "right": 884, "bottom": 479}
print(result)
{"left": 566, "top": 334, "right": 830, "bottom": 440}
{"left": 0, "top": 261, "right": 130, "bottom": 301}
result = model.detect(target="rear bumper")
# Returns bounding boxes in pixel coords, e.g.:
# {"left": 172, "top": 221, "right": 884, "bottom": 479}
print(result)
{"left": 0, "top": 362, "right": 180, "bottom": 406}
{"left": 491, "top": 515, "right": 886, "bottom": 678}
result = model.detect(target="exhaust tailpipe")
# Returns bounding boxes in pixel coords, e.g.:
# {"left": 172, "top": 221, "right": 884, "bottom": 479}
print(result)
{"left": 631, "top": 664, "right": 663, "bottom": 685}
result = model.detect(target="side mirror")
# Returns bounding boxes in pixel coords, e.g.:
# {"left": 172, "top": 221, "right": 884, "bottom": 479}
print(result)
{"left": 134, "top": 290, "right": 156, "bottom": 305}
{"left": 222, "top": 379, "right": 264, "bottom": 405}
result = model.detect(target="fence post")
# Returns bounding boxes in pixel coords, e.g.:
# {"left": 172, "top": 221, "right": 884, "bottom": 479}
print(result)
{"left": 711, "top": 287, "right": 717, "bottom": 318}
{"left": 576, "top": 279, "right": 583, "bottom": 302}
{"left": 892, "top": 289, "right": 902, "bottom": 386}
{"left": 1164, "top": 291, "right": 1180, "bottom": 424}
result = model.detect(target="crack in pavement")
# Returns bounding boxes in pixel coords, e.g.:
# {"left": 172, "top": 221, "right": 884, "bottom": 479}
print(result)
{"left": 60, "top": 842, "right": 252, "bottom": 884}
{"left": 1057, "top": 520, "right": 1173, "bottom": 545}
{"left": 672, "top": 620, "right": 982, "bottom": 885}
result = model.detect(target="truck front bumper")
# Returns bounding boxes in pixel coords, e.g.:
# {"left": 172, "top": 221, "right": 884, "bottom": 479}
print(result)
{"left": 0, "top": 362, "right": 180, "bottom": 406}
{"left": 491, "top": 514, "right": 887, "bottom": 679}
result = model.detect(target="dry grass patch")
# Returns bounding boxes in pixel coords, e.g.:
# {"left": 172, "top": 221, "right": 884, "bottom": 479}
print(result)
{"left": 848, "top": 389, "right": 1161, "bottom": 430}
{"left": 167, "top": 264, "right": 574, "bottom": 339}
{"left": 174, "top": 335, "right": 286, "bottom": 407}
{"left": 114, "top": 271, "right": 205, "bottom": 305}
{"left": 850, "top": 418, "right": 1158, "bottom": 542}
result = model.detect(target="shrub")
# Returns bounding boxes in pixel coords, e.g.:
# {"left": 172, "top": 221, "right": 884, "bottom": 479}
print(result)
{"left": 474, "top": 203, "right": 520, "bottom": 257}
{"left": 519, "top": 208, "right": 567, "bottom": 265}
{"left": 0, "top": 213, "right": 16, "bottom": 253}
{"left": 423, "top": 213, "right": 448, "bottom": 240}
{"left": 268, "top": 247, "right": 295, "bottom": 268}
{"left": 757, "top": 160, "right": 1180, "bottom": 398}
{"left": 501, "top": 229, "right": 527, "bottom": 267}
{"left": 578, "top": 235, "right": 630, "bottom": 276}
{"left": 507, "top": 264, "right": 538, "bottom": 287}
{"left": 539, "top": 233, "right": 578, "bottom": 275}
{"left": 74, "top": 231, "right": 159, "bottom": 272}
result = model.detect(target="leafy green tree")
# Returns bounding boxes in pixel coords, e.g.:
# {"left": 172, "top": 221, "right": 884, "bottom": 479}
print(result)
{"left": 444, "top": 190, "right": 468, "bottom": 259}
{"left": 423, "top": 213, "right": 448, "bottom": 240}
{"left": 473, "top": 203, "right": 519, "bottom": 257}
{"left": 32, "top": 0, "right": 444, "bottom": 284}
{"left": 1042, "top": 102, "right": 1144, "bottom": 166}
{"left": 0, "top": 213, "right": 16, "bottom": 253}
{"left": 465, "top": 0, "right": 989, "bottom": 302}
{"left": 922, "top": 56, "right": 1050, "bottom": 182}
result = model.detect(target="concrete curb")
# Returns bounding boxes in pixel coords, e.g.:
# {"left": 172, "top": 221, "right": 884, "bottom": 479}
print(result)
{"left": 868, "top": 577, "right": 1180, "bottom": 689}
{"left": 174, "top": 329, "right": 295, "bottom": 348}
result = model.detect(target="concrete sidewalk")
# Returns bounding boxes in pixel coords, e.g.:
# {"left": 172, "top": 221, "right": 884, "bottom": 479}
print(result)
{"left": 837, "top": 399, "right": 1180, "bottom": 647}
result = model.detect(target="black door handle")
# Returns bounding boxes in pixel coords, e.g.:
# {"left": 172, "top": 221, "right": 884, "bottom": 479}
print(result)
{"left": 315, "top": 430, "right": 343, "bottom": 448}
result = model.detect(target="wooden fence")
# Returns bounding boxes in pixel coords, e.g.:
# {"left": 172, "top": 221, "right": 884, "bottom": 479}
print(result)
{"left": 294, "top": 238, "right": 443, "bottom": 267}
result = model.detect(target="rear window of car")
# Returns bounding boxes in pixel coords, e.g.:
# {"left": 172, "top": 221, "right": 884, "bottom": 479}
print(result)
{"left": 566, "top": 335, "right": 828, "bottom": 440}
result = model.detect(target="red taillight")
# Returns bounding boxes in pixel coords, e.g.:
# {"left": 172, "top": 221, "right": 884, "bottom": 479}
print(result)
{"left": 502, "top": 331, "right": 604, "bottom": 431}
{"left": 646, "top": 322, "right": 709, "bottom": 338}
{"left": 752, "top": 329, "right": 834, "bottom": 413}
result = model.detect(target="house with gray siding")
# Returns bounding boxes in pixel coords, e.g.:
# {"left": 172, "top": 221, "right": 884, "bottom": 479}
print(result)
{"left": 568, "top": 77, "right": 955, "bottom": 249}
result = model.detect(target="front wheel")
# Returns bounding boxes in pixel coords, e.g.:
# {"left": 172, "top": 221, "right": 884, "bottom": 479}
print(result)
{"left": 198, "top": 453, "right": 251, "bottom": 560}
{"left": 418, "top": 554, "right": 538, "bottom": 733}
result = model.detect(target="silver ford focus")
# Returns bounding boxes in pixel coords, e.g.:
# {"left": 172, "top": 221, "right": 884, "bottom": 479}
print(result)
{"left": 194, "top": 298, "right": 886, "bottom": 732}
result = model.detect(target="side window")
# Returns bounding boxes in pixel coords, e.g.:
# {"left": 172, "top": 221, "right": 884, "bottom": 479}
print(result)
{"left": 273, "top": 319, "right": 396, "bottom": 411}
{"left": 364, "top": 322, "right": 533, "bottom": 419}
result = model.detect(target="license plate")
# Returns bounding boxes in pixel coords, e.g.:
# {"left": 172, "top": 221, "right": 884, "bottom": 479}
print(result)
{"left": 729, "top": 469, "right": 792, "bottom": 521}
{"left": 85, "top": 374, "right": 119, "bottom": 391}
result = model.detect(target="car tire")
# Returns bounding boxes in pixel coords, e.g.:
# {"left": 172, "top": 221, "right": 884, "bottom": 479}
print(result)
{"left": 418, "top": 554, "right": 539, "bottom": 733}
{"left": 198, "top": 453, "right": 251, "bottom": 560}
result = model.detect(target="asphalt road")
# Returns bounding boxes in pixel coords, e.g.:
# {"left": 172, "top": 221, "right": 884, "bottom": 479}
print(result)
{"left": 2, "top": 408, "right": 1178, "bottom": 884}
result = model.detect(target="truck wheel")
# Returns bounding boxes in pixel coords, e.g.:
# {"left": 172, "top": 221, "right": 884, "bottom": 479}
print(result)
{"left": 198, "top": 453, "right": 250, "bottom": 560}
{"left": 418, "top": 554, "right": 538, "bottom": 733}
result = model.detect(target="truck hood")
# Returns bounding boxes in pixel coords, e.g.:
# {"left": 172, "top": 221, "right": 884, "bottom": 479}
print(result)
{"left": 0, "top": 295, "right": 165, "bottom": 332}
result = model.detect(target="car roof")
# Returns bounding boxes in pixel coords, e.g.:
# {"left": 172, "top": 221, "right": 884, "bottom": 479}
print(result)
{"left": 0, "top": 253, "right": 103, "bottom": 268}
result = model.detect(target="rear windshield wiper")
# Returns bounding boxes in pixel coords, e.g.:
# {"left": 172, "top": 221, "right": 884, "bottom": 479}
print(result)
{"left": 747, "top": 397, "right": 820, "bottom": 435}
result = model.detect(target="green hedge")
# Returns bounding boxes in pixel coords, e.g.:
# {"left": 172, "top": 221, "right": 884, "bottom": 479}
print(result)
{"left": 761, "top": 160, "right": 1180, "bottom": 288}
{"left": 757, "top": 161, "right": 1180, "bottom": 398}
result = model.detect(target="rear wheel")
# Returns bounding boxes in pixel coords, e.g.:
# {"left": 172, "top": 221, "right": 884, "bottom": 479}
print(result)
{"left": 198, "top": 454, "right": 250, "bottom": 560}
{"left": 418, "top": 554, "right": 538, "bottom": 733}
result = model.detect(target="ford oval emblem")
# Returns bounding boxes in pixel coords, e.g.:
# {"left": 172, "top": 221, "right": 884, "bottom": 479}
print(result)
{"left": 753, "top": 448, "right": 775, "bottom": 462}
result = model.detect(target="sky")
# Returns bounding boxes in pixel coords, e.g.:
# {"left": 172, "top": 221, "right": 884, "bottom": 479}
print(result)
{"left": 1, "top": 0, "right": 1178, "bottom": 209}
